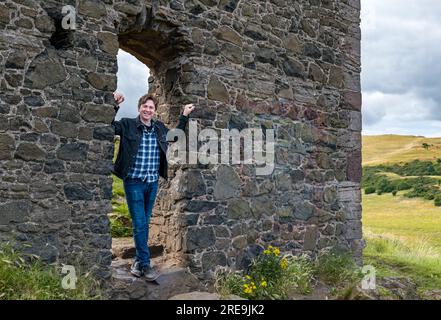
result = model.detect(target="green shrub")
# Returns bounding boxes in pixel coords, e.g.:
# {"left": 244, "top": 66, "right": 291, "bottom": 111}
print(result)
{"left": 364, "top": 187, "right": 376, "bottom": 195}
{"left": 215, "top": 246, "right": 314, "bottom": 299}
{"left": 434, "top": 196, "right": 441, "bottom": 207}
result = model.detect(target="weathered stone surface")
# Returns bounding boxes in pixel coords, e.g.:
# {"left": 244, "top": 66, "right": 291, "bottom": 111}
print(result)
{"left": 82, "top": 104, "right": 115, "bottom": 123}
{"left": 24, "top": 50, "right": 67, "bottom": 89}
{"left": 0, "top": 201, "right": 30, "bottom": 224}
{"left": 215, "top": 26, "right": 242, "bottom": 46}
{"left": 185, "top": 226, "right": 216, "bottom": 251}
{"left": 56, "top": 143, "right": 88, "bottom": 161}
{"left": 0, "top": 134, "right": 15, "bottom": 160}
{"left": 51, "top": 120, "right": 78, "bottom": 138}
{"left": 86, "top": 73, "right": 116, "bottom": 91}
{"left": 227, "top": 199, "right": 251, "bottom": 219}
{"left": 6, "top": 51, "right": 27, "bottom": 69}
{"left": 97, "top": 32, "right": 119, "bottom": 55}
{"left": 64, "top": 183, "right": 93, "bottom": 201}
{"left": 201, "top": 251, "right": 227, "bottom": 271}
{"left": 214, "top": 165, "right": 240, "bottom": 200}
{"left": 294, "top": 201, "right": 314, "bottom": 221}
{"left": 78, "top": 0, "right": 107, "bottom": 18}
{"left": 250, "top": 195, "right": 275, "bottom": 218}
{"left": 208, "top": 76, "right": 229, "bottom": 103}
{"left": 303, "top": 225, "right": 318, "bottom": 251}
{"left": 14, "top": 142, "right": 46, "bottom": 161}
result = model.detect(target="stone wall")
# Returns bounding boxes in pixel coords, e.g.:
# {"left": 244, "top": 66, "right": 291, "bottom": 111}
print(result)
{"left": 0, "top": 0, "right": 362, "bottom": 281}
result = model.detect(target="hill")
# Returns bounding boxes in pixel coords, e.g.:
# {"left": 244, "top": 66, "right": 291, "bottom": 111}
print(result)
{"left": 362, "top": 135, "right": 441, "bottom": 166}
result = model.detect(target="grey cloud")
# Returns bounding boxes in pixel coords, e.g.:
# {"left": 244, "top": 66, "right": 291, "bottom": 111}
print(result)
{"left": 115, "top": 50, "right": 150, "bottom": 120}
{"left": 361, "top": 0, "right": 441, "bottom": 135}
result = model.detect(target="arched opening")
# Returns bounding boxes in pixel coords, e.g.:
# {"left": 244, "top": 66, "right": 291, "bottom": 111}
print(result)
{"left": 110, "top": 20, "right": 196, "bottom": 284}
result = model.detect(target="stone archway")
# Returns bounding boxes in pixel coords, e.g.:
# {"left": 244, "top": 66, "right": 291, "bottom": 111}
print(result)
{"left": 113, "top": 6, "right": 196, "bottom": 269}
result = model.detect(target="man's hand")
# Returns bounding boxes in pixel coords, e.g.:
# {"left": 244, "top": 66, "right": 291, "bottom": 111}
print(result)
{"left": 183, "top": 103, "right": 195, "bottom": 117}
{"left": 113, "top": 92, "right": 125, "bottom": 105}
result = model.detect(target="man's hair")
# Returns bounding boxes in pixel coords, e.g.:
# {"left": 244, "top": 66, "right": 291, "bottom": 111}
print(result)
{"left": 138, "top": 94, "right": 157, "bottom": 109}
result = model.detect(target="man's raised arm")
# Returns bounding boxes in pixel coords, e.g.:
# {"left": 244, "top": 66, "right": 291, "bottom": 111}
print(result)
{"left": 112, "top": 92, "right": 124, "bottom": 135}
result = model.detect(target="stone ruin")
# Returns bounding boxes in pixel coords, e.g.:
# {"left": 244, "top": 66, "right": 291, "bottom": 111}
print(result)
{"left": 0, "top": 0, "right": 362, "bottom": 295}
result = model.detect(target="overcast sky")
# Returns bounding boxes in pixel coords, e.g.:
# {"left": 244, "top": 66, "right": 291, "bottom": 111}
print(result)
{"left": 115, "top": 50, "right": 150, "bottom": 120}
{"left": 116, "top": 0, "right": 441, "bottom": 136}
{"left": 361, "top": 0, "right": 441, "bottom": 137}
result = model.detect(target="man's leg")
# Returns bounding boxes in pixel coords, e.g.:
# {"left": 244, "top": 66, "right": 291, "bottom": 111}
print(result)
{"left": 144, "top": 180, "right": 159, "bottom": 267}
{"left": 123, "top": 179, "right": 149, "bottom": 271}
{"left": 142, "top": 180, "right": 159, "bottom": 281}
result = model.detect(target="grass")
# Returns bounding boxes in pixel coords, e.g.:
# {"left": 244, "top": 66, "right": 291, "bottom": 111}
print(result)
{"left": 362, "top": 191, "right": 441, "bottom": 294}
{"left": 363, "top": 135, "right": 441, "bottom": 166}
{"left": 110, "top": 174, "right": 132, "bottom": 238}
{"left": 363, "top": 191, "right": 441, "bottom": 248}
{"left": 0, "top": 246, "right": 102, "bottom": 300}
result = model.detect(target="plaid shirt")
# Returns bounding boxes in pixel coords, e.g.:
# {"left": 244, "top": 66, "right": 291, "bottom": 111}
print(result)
{"left": 127, "top": 124, "right": 160, "bottom": 182}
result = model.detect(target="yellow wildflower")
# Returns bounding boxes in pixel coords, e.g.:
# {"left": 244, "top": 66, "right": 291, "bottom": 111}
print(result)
{"left": 261, "top": 281, "right": 267, "bottom": 288}
{"left": 263, "top": 249, "right": 271, "bottom": 255}
{"left": 245, "top": 275, "right": 251, "bottom": 280}
{"left": 273, "top": 248, "right": 280, "bottom": 256}
{"left": 243, "top": 284, "right": 253, "bottom": 294}
{"left": 281, "top": 258, "right": 288, "bottom": 270}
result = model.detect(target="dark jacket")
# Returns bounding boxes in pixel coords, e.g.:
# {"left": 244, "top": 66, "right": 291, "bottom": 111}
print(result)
{"left": 111, "top": 105, "right": 188, "bottom": 180}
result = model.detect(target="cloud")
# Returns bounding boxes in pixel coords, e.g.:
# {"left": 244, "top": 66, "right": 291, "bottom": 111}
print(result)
{"left": 361, "top": 0, "right": 441, "bottom": 136}
{"left": 115, "top": 49, "right": 150, "bottom": 120}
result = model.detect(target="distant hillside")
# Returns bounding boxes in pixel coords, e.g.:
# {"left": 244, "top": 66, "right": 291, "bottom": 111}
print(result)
{"left": 362, "top": 135, "right": 441, "bottom": 166}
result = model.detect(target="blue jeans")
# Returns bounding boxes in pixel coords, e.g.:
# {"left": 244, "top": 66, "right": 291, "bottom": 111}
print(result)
{"left": 123, "top": 178, "right": 159, "bottom": 268}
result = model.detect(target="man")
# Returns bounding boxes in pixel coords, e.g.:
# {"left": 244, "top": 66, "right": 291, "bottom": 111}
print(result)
{"left": 112, "top": 92, "right": 195, "bottom": 281}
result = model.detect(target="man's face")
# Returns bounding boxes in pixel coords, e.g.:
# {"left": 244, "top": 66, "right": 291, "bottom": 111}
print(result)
{"left": 139, "top": 99, "right": 156, "bottom": 123}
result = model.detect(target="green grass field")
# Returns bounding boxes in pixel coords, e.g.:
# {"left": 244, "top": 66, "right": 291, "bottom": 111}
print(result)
{"left": 363, "top": 184, "right": 441, "bottom": 295}
{"left": 363, "top": 134, "right": 441, "bottom": 297}
{"left": 363, "top": 135, "right": 441, "bottom": 166}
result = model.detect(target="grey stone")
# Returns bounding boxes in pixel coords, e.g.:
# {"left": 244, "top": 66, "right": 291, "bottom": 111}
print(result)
{"left": 14, "top": 143, "right": 46, "bottom": 162}
{"left": 214, "top": 165, "right": 240, "bottom": 200}
{"left": 6, "top": 51, "right": 27, "bottom": 69}
{"left": 0, "top": 201, "right": 30, "bottom": 224}
{"left": 227, "top": 199, "right": 251, "bottom": 219}
{"left": 303, "top": 225, "right": 318, "bottom": 251}
{"left": 282, "top": 58, "right": 304, "bottom": 78}
{"left": 57, "top": 143, "right": 88, "bottom": 161}
{"left": 185, "top": 226, "right": 215, "bottom": 251}
{"left": 51, "top": 120, "right": 78, "bottom": 138}
{"left": 64, "top": 183, "right": 93, "bottom": 201}
{"left": 24, "top": 50, "right": 67, "bottom": 89}
{"left": 82, "top": 104, "right": 115, "bottom": 123}
{"left": 78, "top": 0, "right": 107, "bottom": 18}
{"left": 86, "top": 73, "right": 116, "bottom": 91}
{"left": 0, "top": 134, "right": 15, "bottom": 160}
{"left": 250, "top": 195, "right": 275, "bottom": 218}
{"left": 44, "top": 159, "right": 65, "bottom": 173}
{"left": 24, "top": 95, "right": 45, "bottom": 107}
{"left": 93, "top": 126, "right": 114, "bottom": 141}
{"left": 294, "top": 201, "right": 314, "bottom": 221}
{"left": 201, "top": 251, "right": 227, "bottom": 271}
{"left": 207, "top": 76, "right": 229, "bottom": 103}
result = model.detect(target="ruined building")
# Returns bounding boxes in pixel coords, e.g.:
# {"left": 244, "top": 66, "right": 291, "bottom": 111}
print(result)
{"left": 0, "top": 0, "right": 362, "bottom": 292}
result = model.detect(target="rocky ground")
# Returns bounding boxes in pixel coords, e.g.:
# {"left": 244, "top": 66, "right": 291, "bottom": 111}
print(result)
{"left": 108, "top": 238, "right": 436, "bottom": 300}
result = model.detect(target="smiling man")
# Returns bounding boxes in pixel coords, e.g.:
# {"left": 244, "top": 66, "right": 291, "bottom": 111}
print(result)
{"left": 111, "top": 92, "right": 195, "bottom": 281}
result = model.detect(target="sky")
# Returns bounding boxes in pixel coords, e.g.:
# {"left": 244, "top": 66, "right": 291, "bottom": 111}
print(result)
{"left": 115, "top": 50, "right": 150, "bottom": 120}
{"left": 361, "top": 0, "right": 441, "bottom": 137}
{"left": 116, "top": 0, "right": 441, "bottom": 136}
